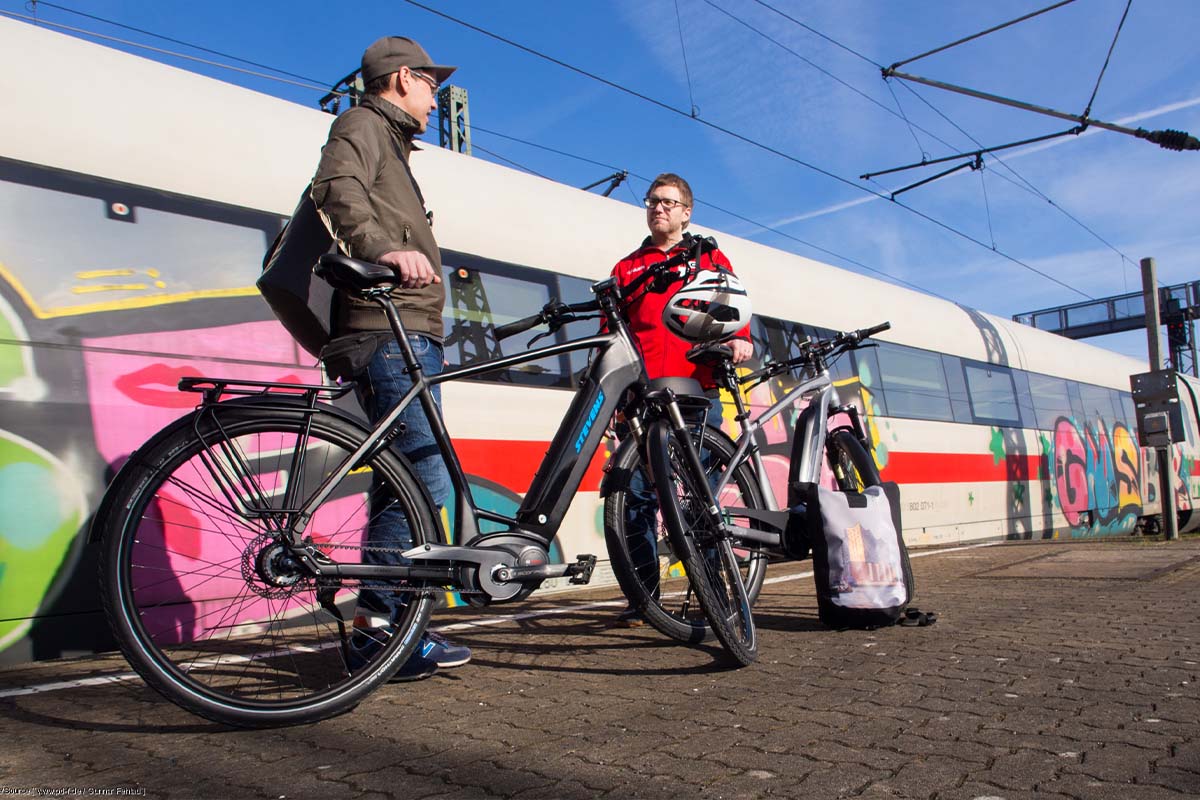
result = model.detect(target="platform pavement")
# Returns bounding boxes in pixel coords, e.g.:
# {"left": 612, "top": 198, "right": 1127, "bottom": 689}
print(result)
{"left": 1, "top": 539, "right": 1199, "bottom": 800}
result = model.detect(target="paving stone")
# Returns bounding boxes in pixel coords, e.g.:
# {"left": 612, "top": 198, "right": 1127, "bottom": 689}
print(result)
{"left": 2, "top": 541, "right": 1200, "bottom": 799}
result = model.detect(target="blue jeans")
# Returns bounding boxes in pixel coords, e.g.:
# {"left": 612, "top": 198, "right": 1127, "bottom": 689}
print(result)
{"left": 356, "top": 334, "right": 451, "bottom": 619}
{"left": 624, "top": 398, "right": 725, "bottom": 600}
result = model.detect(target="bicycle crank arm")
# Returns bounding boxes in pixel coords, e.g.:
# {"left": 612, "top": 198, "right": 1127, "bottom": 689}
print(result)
{"left": 723, "top": 507, "right": 788, "bottom": 533}
{"left": 727, "top": 527, "right": 781, "bottom": 548}
{"left": 494, "top": 554, "right": 597, "bottom": 585}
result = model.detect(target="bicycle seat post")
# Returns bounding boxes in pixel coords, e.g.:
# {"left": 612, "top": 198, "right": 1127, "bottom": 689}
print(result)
{"left": 371, "top": 291, "right": 422, "bottom": 377}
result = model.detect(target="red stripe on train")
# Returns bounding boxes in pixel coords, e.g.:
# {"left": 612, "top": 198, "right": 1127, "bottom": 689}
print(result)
{"left": 455, "top": 439, "right": 609, "bottom": 496}
{"left": 880, "top": 451, "right": 1044, "bottom": 484}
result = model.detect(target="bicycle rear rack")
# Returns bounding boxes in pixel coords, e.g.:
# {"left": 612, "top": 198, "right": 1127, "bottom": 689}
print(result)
{"left": 178, "top": 376, "right": 356, "bottom": 407}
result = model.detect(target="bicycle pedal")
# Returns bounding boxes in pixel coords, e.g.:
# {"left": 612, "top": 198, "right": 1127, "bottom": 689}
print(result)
{"left": 566, "top": 554, "right": 597, "bottom": 585}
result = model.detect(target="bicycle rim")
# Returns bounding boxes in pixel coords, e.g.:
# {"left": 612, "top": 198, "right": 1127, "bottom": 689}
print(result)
{"left": 647, "top": 419, "right": 757, "bottom": 665}
{"left": 98, "top": 405, "right": 438, "bottom": 727}
{"left": 604, "top": 428, "right": 767, "bottom": 644}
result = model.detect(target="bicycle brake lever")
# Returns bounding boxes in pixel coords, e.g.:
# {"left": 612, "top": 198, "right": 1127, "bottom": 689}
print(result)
{"left": 526, "top": 329, "right": 555, "bottom": 347}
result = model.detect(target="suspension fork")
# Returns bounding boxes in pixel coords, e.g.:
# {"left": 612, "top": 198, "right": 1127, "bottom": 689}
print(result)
{"left": 660, "top": 393, "right": 726, "bottom": 532}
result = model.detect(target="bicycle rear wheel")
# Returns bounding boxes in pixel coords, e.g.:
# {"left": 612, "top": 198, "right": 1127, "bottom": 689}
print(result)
{"left": 97, "top": 400, "right": 441, "bottom": 727}
{"left": 604, "top": 426, "right": 768, "bottom": 644}
{"left": 646, "top": 418, "right": 757, "bottom": 665}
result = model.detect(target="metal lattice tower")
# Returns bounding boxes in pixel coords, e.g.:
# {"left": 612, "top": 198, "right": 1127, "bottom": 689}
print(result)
{"left": 438, "top": 85, "right": 471, "bottom": 155}
{"left": 445, "top": 267, "right": 502, "bottom": 368}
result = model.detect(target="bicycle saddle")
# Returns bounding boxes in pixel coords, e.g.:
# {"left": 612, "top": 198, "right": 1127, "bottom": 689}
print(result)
{"left": 315, "top": 253, "right": 397, "bottom": 293}
{"left": 685, "top": 342, "right": 734, "bottom": 367}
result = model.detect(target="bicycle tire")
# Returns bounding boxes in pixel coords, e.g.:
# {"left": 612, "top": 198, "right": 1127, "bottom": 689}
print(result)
{"left": 827, "top": 427, "right": 881, "bottom": 492}
{"left": 97, "top": 400, "right": 440, "bottom": 728}
{"left": 604, "top": 425, "right": 768, "bottom": 644}
{"left": 646, "top": 418, "right": 758, "bottom": 665}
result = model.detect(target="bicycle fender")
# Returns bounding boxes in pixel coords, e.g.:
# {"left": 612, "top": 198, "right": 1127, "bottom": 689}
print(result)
{"left": 597, "top": 437, "right": 637, "bottom": 499}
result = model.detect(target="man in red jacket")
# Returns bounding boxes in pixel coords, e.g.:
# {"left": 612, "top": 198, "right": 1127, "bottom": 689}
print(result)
{"left": 610, "top": 172, "right": 754, "bottom": 626}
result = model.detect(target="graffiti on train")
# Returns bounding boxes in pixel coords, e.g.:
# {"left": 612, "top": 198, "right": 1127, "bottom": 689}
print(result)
{"left": 1050, "top": 415, "right": 1144, "bottom": 535}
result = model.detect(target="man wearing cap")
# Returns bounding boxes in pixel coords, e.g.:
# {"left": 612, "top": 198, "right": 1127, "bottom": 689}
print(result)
{"left": 311, "top": 36, "right": 470, "bottom": 681}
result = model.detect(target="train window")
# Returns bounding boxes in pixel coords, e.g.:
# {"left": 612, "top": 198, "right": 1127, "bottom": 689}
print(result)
{"left": 851, "top": 346, "right": 887, "bottom": 417}
{"left": 440, "top": 253, "right": 568, "bottom": 388}
{"left": 0, "top": 161, "right": 278, "bottom": 336}
{"left": 750, "top": 315, "right": 799, "bottom": 365}
{"left": 1027, "top": 373, "right": 1072, "bottom": 430}
{"left": 1118, "top": 391, "right": 1136, "bottom": 427}
{"left": 875, "top": 343, "right": 953, "bottom": 421}
{"left": 1078, "top": 383, "right": 1125, "bottom": 426}
{"left": 555, "top": 274, "right": 600, "bottom": 383}
{"left": 941, "top": 355, "right": 972, "bottom": 423}
{"left": 963, "top": 362, "right": 1021, "bottom": 426}
{"left": 1067, "top": 381, "right": 1087, "bottom": 421}
{"left": 1011, "top": 370, "right": 1037, "bottom": 429}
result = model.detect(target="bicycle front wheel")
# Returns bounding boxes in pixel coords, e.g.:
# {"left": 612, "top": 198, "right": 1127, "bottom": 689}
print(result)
{"left": 646, "top": 418, "right": 758, "bottom": 665}
{"left": 604, "top": 425, "right": 768, "bottom": 644}
{"left": 97, "top": 400, "right": 441, "bottom": 727}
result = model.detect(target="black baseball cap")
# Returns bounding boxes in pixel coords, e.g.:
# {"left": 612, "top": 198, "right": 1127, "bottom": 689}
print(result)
{"left": 361, "top": 36, "right": 456, "bottom": 84}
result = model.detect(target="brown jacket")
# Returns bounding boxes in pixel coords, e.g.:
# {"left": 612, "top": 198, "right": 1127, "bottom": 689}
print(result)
{"left": 311, "top": 95, "right": 444, "bottom": 339}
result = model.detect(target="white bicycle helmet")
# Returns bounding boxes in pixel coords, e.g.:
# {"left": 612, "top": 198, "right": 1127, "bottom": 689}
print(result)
{"left": 662, "top": 268, "right": 752, "bottom": 343}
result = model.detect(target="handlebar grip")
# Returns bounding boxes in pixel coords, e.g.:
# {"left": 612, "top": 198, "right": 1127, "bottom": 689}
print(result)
{"left": 565, "top": 299, "right": 601, "bottom": 314}
{"left": 860, "top": 321, "right": 891, "bottom": 338}
{"left": 494, "top": 314, "right": 542, "bottom": 341}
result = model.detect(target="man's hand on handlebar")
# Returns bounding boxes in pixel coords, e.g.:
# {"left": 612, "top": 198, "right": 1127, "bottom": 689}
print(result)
{"left": 729, "top": 338, "right": 753, "bottom": 364}
{"left": 378, "top": 250, "right": 442, "bottom": 289}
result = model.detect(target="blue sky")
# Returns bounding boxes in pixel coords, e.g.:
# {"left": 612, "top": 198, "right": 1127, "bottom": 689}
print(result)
{"left": 6, "top": 0, "right": 1198, "bottom": 359}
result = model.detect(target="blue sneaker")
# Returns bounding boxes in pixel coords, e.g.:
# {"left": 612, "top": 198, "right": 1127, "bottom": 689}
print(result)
{"left": 348, "top": 615, "right": 438, "bottom": 682}
{"left": 419, "top": 630, "right": 471, "bottom": 668}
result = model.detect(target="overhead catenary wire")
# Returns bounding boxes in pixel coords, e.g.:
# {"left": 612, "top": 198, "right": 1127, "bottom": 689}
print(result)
{"left": 739, "top": 0, "right": 1136, "bottom": 274}
{"left": 709, "top": 0, "right": 1085, "bottom": 215}
{"left": 886, "top": 0, "right": 1080, "bottom": 71}
{"left": 11, "top": 0, "right": 1107, "bottom": 301}
{"left": 0, "top": 9, "right": 337, "bottom": 94}
{"left": 699, "top": 0, "right": 1120, "bottom": 291}
{"left": 1082, "top": 0, "right": 1132, "bottom": 118}
{"left": 401, "top": 0, "right": 1094, "bottom": 300}
{"left": 674, "top": 0, "right": 699, "bottom": 117}
{"left": 8, "top": 0, "right": 939, "bottom": 299}
{"left": 26, "top": 0, "right": 331, "bottom": 86}
{"left": 467, "top": 125, "right": 951, "bottom": 300}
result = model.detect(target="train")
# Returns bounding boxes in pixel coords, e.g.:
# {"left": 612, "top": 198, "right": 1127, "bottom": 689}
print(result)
{"left": 1, "top": 17, "right": 1195, "bottom": 665}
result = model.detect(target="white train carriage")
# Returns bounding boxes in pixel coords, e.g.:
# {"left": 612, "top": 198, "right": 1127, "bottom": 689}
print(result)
{"left": 0, "top": 17, "right": 1188, "bottom": 663}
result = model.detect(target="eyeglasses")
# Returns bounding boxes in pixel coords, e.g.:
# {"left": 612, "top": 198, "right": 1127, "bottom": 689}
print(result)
{"left": 409, "top": 69, "right": 439, "bottom": 92}
{"left": 644, "top": 196, "right": 688, "bottom": 211}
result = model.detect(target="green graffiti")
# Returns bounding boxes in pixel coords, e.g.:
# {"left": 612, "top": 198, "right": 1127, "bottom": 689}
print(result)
{"left": 857, "top": 360, "right": 874, "bottom": 388}
{"left": 0, "top": 430, "right": 87, "bottom": 652}
{"left": 988, "top": 427, "right": 1006, "bottom": 464}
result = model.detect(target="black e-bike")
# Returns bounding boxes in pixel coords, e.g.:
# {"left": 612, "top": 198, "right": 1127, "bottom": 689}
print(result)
{"left": 95, "top": 243, "right": 757, "bottom": 727}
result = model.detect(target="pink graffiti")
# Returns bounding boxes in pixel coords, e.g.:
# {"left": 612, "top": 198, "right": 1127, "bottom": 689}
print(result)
{"left": 83, "top": 320, "right": 321, "bottom": 465}
{"left": 1054, "top": 419, "right": 1089, "bottom": 525}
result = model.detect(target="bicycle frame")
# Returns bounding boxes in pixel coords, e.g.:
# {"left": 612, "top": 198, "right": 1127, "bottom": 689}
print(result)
{"left": 288, "top": 312, "right": 642, "bottom": 551}
{"left": 710, "top": 361, "right": 871, "bottom": 534}
{"left": 186, "top": 275, "right": 690, "bottom": 599}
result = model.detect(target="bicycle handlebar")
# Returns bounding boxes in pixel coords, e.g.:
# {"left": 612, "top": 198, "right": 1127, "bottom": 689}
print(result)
{"left": 493, "top": 298, "right": 603, "bottom": 341}
{"left": 495, "top": 236, "right": 719, "bottom": 343}
{"left": 617, "top": 235, "right": 718, "bottom": 302}
{"left": 493, "top": 314, "right": 543, "bottom": 341}
{"left": 738, "top": 320, "right": 891, "bottom": 384}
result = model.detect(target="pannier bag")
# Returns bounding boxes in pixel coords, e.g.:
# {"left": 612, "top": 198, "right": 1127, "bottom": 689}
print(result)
{"left": 793, "top": 481, "right": 915, "bottom": 630}
{"left": 258, "top": 184, "right": 337, "bottom": 358}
